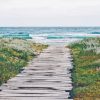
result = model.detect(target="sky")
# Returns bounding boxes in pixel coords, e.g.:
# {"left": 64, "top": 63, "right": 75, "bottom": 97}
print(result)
{"left": 0, "top": 0, "right": 100, "bottom": 26}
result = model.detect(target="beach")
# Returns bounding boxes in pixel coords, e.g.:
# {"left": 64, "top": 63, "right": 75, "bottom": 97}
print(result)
{"left": 0, "top": 0, "right": 100, "bottom": 99}
{"left": 0, "top": 27, "right": 100, "bottom": 99}
{"left": 0, "top": 27, "right": 100, "bottom": 45}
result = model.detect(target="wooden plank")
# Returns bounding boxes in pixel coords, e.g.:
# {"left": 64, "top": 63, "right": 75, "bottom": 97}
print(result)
{"left": 0, "top": 46, "right": 73, "bottom": 100}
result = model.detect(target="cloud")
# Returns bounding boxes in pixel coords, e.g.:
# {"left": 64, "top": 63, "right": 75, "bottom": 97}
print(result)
{"left": 0, "top": 0, "right": 100, "bottom": 26}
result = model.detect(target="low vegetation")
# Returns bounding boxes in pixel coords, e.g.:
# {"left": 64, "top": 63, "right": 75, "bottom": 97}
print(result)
{"left": 70, "top": 38, "right": 100, "bottom": 99}
{"left": 0, "top": 38, "right": 48, "bottom": 85}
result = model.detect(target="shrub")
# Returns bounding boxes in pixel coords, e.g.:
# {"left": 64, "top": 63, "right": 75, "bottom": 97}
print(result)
{"left": 0, "top": 38, "right": 48, "bottom": 85}
{"left": 70, "top": 38, "right": 100, "bottom": 99}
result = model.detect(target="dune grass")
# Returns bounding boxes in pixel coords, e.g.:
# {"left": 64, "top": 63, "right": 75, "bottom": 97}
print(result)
{"left": 0, "top": 38, "right": 48, "bottom": 85}
{"left": 69, "top": 38, "right": 100, "bottom": 99}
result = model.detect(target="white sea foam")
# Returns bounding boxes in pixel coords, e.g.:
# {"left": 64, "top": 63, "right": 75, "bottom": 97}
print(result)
{"left": 29, "top": 33, "right": 82, "bottom": 45}
{"left": 29, "top": 32, "right": 100, "bottom": 45}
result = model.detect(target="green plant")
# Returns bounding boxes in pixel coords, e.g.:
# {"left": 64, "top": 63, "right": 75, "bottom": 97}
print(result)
{"left": 0, "top": 38, "right": 48, "bottom": 85}
{"left": 70, "top": 38, "right": 100, "bottom": 99}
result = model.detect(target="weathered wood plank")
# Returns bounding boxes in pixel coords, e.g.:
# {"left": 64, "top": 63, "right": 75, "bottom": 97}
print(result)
{"left": 0, "top": 46, "right": 73, "bottom": 100}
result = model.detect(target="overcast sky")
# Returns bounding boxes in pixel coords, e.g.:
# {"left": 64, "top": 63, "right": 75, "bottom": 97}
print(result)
{"left": 0, "top": 0, "right": 100, "bottom": 26}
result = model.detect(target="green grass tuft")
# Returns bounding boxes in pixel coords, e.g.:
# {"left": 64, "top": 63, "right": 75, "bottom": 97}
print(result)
{"left": 0, "top": 38, "right": 48, "bottom": 85}
{"left": 70, "top": 38, "right": 100, "bottom": 99}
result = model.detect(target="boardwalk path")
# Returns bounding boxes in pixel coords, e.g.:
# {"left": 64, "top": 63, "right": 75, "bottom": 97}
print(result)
{"left": 0, "top": 46, "right": 73, "bottom": 100}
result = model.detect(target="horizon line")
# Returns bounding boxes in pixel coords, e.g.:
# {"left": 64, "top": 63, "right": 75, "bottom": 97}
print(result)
{"left": 0, "top": 26, "right": 100, "bottom": 27}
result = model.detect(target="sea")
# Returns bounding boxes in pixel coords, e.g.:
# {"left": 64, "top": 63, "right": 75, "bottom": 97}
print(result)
{"left": 0, "top": 27, "right": 100, "bottom": 45}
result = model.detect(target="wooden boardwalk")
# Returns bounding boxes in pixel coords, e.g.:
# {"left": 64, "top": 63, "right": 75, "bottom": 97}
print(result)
{"left": 0, "top": 46, "right": 73, "bottom": 100}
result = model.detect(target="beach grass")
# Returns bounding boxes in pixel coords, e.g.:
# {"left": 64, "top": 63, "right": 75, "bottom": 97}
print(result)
{"left": 69, "top": 38, "right": 100, "bottom": 99}
{"left": 0, "top": 38, "right": 48, "bottom": 85}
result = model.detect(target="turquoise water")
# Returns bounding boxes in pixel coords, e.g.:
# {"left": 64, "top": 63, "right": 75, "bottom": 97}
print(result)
{"left": 0, "top": 27, "right": 100, "bottom": 34}
{"left": 0, "top": 27, "right": 100, "bottom": 44}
